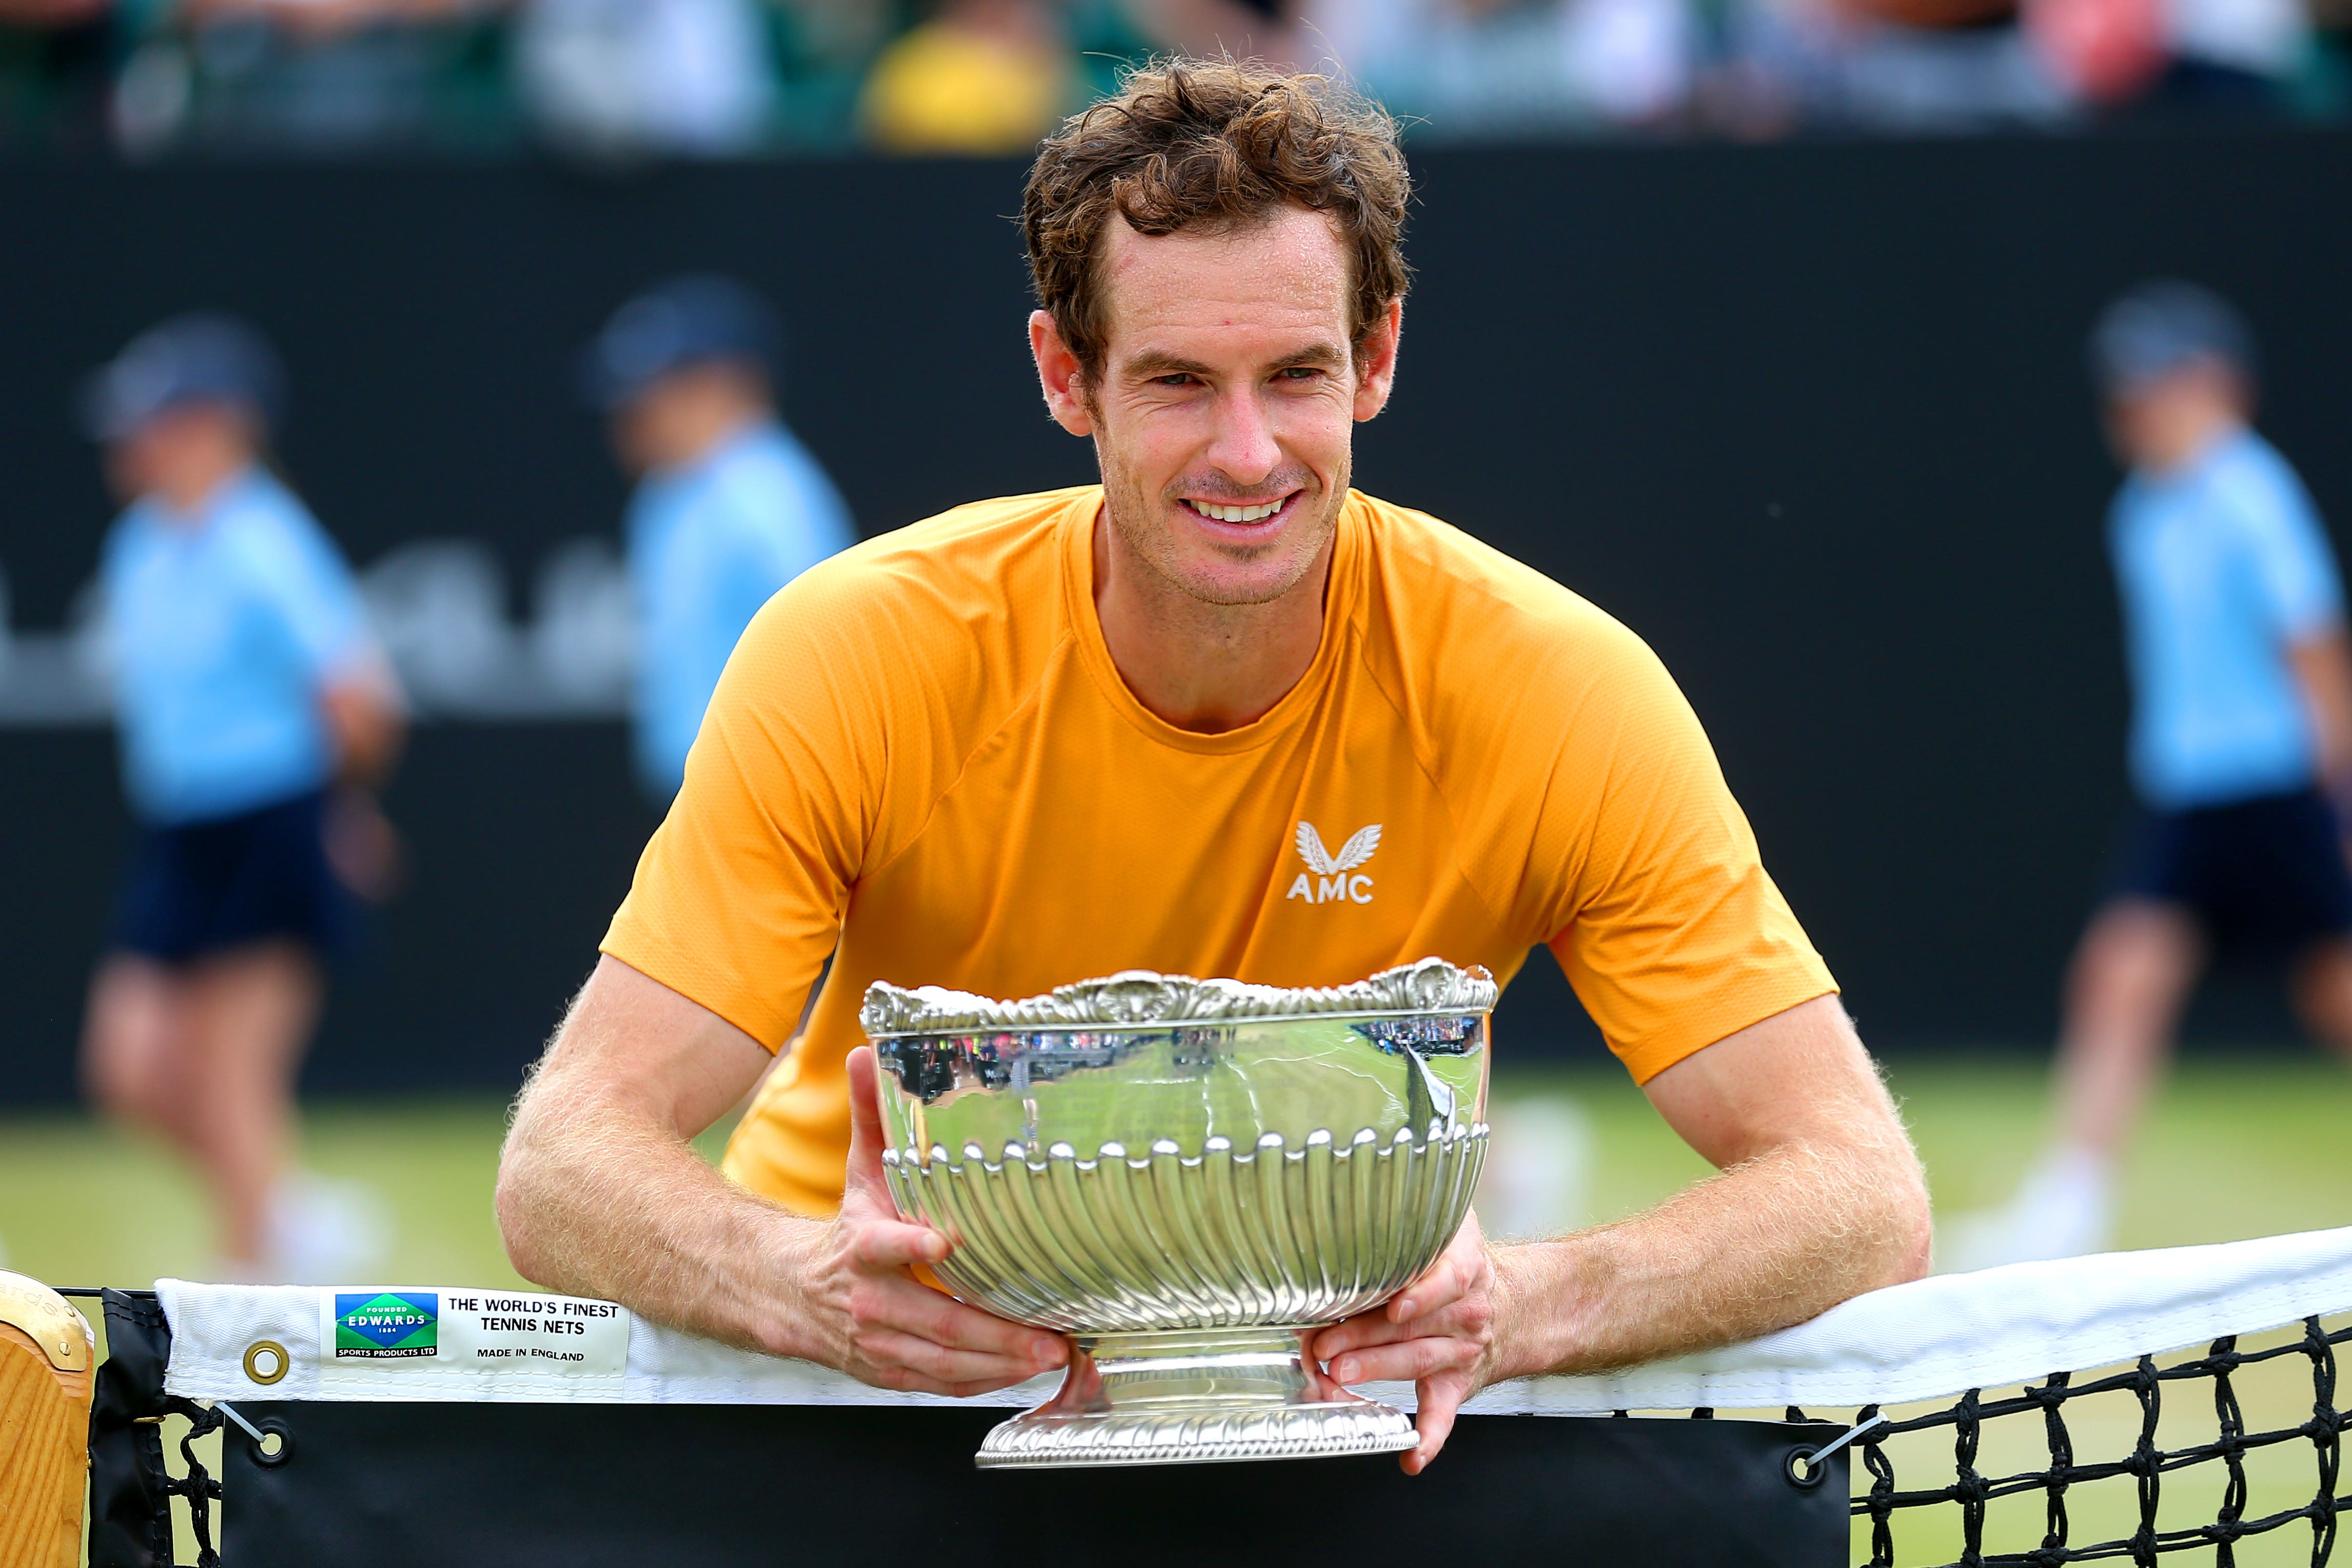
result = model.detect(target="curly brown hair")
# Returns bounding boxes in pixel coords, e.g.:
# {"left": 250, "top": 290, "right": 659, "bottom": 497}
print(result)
{"left": 1023, "top": 58, "right": 1412, "bottom": 384}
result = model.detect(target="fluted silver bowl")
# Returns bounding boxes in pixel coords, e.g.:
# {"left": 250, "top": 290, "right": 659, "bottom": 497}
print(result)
{"left": 863, "top": 958, "right": 1494, "bottom": 1468}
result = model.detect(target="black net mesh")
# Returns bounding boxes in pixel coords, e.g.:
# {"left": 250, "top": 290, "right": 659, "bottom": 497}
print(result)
{"left": 1838, "top": 1314, "right": 2346, "bottom": 1566}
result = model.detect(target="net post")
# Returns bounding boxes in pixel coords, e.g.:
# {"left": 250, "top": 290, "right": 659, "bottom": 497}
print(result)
{"left": 0, "top": 1271, "right": 99, "bottom": 1568}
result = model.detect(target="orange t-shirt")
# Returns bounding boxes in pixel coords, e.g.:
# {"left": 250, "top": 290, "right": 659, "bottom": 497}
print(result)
{"left": 602, "top": 486, "right": 1835, "bottom": 1217}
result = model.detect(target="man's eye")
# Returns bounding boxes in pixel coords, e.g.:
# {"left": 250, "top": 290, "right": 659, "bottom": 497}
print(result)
{"left": 1154, "top": 373, "right": 1195, "bottom": 387}
{"left": 1276, "top": 367, "right": 1321, "bottom": 381}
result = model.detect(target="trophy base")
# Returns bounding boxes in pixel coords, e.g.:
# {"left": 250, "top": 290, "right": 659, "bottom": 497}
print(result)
{"left": 974, "top": 1326, "right": 1418, "bottom": 1469}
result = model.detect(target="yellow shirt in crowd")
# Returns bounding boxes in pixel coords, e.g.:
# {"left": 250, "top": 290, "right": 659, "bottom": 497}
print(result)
{"left": 602, "top": 486, "right": 1836, "bottom": 1218}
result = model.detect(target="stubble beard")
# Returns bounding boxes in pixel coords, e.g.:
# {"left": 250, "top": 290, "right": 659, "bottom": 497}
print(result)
{"left": 1097, "top": 445, "right": 1349, "bottom": 611}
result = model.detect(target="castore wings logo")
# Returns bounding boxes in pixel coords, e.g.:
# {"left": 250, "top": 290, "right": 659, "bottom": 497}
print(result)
{"left": 1288, "top": 821, "right": 1380, "bottom": 905}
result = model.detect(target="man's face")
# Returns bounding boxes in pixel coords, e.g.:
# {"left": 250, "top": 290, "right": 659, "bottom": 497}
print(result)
{"left": 1043, "top": 204, "right": 1399, "bottom": 609}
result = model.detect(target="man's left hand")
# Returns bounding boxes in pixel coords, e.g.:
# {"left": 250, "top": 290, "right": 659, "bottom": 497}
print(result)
{"left": 1308, "top": 1212, "right": 1520, "bottom": 1474}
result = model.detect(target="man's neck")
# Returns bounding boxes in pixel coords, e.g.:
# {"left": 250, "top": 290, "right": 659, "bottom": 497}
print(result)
{"left": 1090, "top": 503, "right": 1334, "bottom": 735}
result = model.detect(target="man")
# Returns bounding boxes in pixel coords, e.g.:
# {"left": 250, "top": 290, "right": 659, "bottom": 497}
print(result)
{"left": 1948, "top": 281, "right": 2352, "bottom": 1270}
{"left": 79, "top": 313, "right": 404, "bottom": 1281}
{"left": 582, "top": 275, "right": 854, "bottom": 803}
{"left": 500, "top": 60, "right": 1930, "bottom": 1472}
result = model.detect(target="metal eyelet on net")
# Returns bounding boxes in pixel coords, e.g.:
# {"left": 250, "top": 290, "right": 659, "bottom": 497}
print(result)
{"left": 243, "top": 1338, "right": 289, "bottom": 1385}
{"left": 1783, "top": 1411, "right": 1888, "bottom": 1489}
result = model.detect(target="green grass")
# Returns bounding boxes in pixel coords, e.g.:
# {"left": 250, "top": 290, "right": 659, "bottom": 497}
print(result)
{"left": 4, "top": 1051, "right": 2347, "bottom": 1566}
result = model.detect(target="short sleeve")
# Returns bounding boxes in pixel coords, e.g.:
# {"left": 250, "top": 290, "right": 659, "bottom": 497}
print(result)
{"left": 244, "top": 500, "right": 372, "bottom": 683}
{"left": 2238, "top": 464, "right": 2343, "bottom": 643}
{"left": 707, "top": 446, "right": 855, "bottom": 645}
{"left": 1536, "top": 625, "right": 1836, "bottom": 1083}
{"left": 601, "top": 571, "right": 883, "bottom": 1049}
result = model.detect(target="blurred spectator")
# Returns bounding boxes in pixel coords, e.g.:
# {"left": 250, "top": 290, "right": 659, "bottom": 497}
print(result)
{"left": 107, "top": 0, "right": 511, "bottom": 154}
{"left": 513, "top": 0, "right": 775, "bottom": 154}
{"left": 2030, "top": 0, "right": 2309, "bottom": 110}
{"left": 858, "top": 0, "right": 1074, "bottom": 151}
{"left": 1307, "top": 0, "right": 1697, "bottom": 133}
{"left": 3, "top": 0, "right": 2348, "bottom": 166}
{"left": 1725, "top": 0, "right": 2073, "bottom": 131}
{"left": 1948, "top": 282, "right": 2352, "bottom": 1269}
{"left": 582, "top": 276, "right": 854, "bottom": 805}
{"left": 77, "top": 313, "right": 404, "bottom": 1282}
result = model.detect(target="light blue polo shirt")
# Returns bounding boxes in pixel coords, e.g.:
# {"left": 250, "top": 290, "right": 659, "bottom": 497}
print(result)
{"left": 2110, "top": 427, "right": 2344, "bottom": 811}
{"left": 102, "top": 468, "right": 373, "bottom": 826}
{"left": 628, "top": 419, "right": 853, "bottom": 801}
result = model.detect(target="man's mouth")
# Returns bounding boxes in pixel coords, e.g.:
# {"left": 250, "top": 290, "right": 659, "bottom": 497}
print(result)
{"left": 1179, "top": 493, "right": 1298, "bottom": 527}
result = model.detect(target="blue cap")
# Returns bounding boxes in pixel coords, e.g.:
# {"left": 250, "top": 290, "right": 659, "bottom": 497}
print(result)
{"left": 2090, "top": 280, "right": 2256, "bottom": 395}
{"left": 80, "top": 313, "right": 286, "bottom": 442}
{"left": 581, "top": 274, "right": 780, "bottom": 410}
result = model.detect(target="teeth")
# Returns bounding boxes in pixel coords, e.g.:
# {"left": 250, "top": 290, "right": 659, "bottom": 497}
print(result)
{"left": 1189, "top": 499, "right": 1282, "bottom": 523}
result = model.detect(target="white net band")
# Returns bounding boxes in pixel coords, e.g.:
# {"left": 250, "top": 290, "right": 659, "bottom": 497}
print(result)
{"left": 156, "top": 1222, "right": 2352, "bottom": 1415}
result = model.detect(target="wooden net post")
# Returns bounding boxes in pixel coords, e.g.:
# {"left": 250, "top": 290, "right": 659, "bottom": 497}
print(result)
{"left": 0, "top": 1272, "right": 96, "bottom": 1568}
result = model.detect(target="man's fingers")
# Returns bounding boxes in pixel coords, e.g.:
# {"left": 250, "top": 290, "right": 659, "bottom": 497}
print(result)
{"left": 1311, "top": 1309, "right": 1409, "bottom": 1364}
{"left": 1317, "top": 1298, "right": 1458, "bottom": 1373}
{"left": 1326, "top": 1333, "right": 1477, "bottom": 1387}
{"left": 853, "top": 1328, "right": 1062, "bottom": 1391}
{"left": 844, "top": 1046, "right": 891, "bottom": 1193}
{"left": 1403, "top": 1373, "right": 1469, "bottom": 1475}
{"left": 1388, "top": 1223, "right": 1482, "bottom": 1322}
{"left": 848, "top": 1214, "right": 950, "bottom": 1270}
{"left": 861, "top": 1278, "right": 1069, "bottom": 1364}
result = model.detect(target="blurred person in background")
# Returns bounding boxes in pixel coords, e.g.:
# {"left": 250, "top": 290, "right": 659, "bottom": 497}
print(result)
{"left": 513, "top": 0, "right": 774, "bottom": 155}
{"left": 2026, "top": 0, "right": 2311, "bottom": 116}
{"left": 857, "top": 0, "right": 1073, "bottom": 152}
{"left": 1948, "top": 281, "right": 2352, "bottom": 1270}
{"left": 78, "top": 314, "right": 404, "bottom": 1283}
{"left": 105, "top": 0, "right": 511, "bottom": 154}
{"left": 584, "top": 276, "right": 854, "bottom": 805}
{"left": 1722, "top": 0, "right": 2072, "bottom": 131}
{"left": 1305, "top": 0, "right": 1697, "bottom": 134}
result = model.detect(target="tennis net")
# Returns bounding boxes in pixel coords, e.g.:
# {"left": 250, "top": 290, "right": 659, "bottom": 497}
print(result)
{"left": 73, "top": 1224, "right": 2352, "bottom": 1567}
{"left": 1844, "top": 1313, "right": 2344, "bottom": 1565}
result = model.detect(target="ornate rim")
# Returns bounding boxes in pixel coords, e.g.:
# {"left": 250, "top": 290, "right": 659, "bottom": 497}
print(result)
{"left": 860, "top": 956, "right": 1498, "bottom": 1040}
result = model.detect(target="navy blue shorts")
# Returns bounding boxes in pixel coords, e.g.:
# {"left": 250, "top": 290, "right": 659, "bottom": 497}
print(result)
{"left": 113, "top": 789, "right": 355, "bottom": 966}
{"left": 2106, "top": 787, "right": 2352, "bottom": 953}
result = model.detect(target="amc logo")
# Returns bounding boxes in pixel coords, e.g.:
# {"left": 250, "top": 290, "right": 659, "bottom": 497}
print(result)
{"left": 1286, "top": 822, "right": 1379, "bottom": 907}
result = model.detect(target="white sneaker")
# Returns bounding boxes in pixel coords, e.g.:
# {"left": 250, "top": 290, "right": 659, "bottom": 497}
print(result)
{"left": 1939, "top": 1146, "right": 2114, "bottom": 1273}
{"left": 263, "top": 1174, "right": 394, "bottom": 1284}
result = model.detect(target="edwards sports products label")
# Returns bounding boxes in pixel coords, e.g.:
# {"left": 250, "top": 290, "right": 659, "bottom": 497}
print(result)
{"left": 333, "top": 1291, "right": 439, "bottom": 1359}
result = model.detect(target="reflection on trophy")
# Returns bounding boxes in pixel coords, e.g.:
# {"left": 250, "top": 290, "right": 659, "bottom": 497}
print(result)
{"left": 863, "top": 956, "right": 1495, "bottom": 1468}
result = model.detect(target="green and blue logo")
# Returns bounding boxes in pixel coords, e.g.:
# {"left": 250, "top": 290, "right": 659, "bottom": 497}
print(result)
{"left": 334, "top": 1292, "right": 438, "bottom": 1359}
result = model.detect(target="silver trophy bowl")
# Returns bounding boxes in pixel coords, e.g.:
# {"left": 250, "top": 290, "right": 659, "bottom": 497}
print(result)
{"left": 862, "top": 957, "right": 1494, "bottom": 1469}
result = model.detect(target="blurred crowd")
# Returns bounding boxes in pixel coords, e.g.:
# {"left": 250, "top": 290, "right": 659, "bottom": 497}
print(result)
{"left": 3, "top": 0, "right": 2347, "bottom": 157}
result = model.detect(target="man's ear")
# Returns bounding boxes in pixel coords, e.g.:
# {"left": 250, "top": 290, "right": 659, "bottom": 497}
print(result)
{"left": 1353, "top": 297, "right": 1404, "bottom": 422}
{"left": 1030, "top": 310, "right": 1095, "bottom": 437}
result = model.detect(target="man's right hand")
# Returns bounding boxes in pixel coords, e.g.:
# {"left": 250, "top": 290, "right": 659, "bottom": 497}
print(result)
{"left": 785, "top": 1046, "right": 1070, "bottom": 1397}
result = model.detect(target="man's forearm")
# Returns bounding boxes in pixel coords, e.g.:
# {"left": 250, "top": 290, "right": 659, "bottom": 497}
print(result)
{"left": 496, "top": 1077, "right": 821, "bottom": 1360}
{"left": 1497, "top": 1127, "right": 1927, "bottom": 1378}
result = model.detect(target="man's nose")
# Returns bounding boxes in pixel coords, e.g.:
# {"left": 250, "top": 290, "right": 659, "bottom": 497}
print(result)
{"left": 1203, "top": 386, "right": 1282, "bottom": 487}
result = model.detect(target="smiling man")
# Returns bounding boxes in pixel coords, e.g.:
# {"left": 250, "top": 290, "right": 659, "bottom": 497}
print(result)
{"left": 498, "top": 59, "right": 1930, "bottom": 1472}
